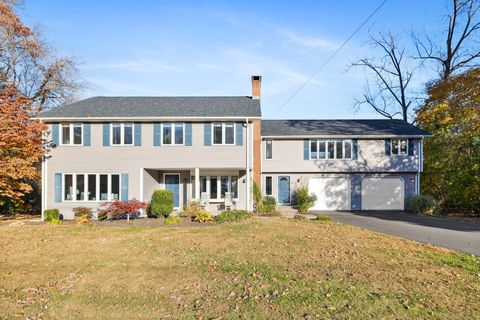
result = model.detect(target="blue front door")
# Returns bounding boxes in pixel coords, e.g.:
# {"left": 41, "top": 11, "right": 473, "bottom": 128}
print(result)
{"left": 165, "top": 174, "right": 180, "bottom": 208}
{"left": 278, "top": 176, "right": 291, "bottom": 204}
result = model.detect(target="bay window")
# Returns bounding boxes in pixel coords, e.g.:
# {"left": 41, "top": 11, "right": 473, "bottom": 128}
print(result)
{"left": 162, "top": 123, "right": 184, "bottom": 145}
{"left": 61, "top": 124, "right": 82, "bottom": 145}
{"left": 111, "top": 123, "right": 133, "bottom": 145}
{"left": 310, "top": 140, "right": 353, "bottom": 160}
{"left": 63, "top": 173, "right": 121, "bottom": 202}
{"left": 212, "top": 123, "right": 235, "bottom": 145}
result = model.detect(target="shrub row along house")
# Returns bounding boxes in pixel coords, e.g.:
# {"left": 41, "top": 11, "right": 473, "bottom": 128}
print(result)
{"left": 36, "top": 76, "right": 431, "bottom": 219}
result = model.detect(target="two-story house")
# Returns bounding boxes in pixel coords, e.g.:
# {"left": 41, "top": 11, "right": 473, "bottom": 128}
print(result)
{"left": 37, "top": 76, "right": 430, "bottom": 219}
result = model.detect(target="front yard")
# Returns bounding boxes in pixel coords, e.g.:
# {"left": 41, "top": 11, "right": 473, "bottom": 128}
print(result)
{"left": 0, "top": 219, "right": 478, "bottom": 319}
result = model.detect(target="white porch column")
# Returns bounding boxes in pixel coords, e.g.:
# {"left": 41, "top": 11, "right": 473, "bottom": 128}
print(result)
{"left": 194, "top": 167, "right": 200, "bottom": 200}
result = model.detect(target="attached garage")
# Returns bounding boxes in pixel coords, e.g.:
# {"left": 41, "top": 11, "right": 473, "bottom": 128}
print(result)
{"left": 308, "top": 177, "right": 351, "bottom": 210}
{"left": 362, "top": 177, "right": 404, "bottom": 210}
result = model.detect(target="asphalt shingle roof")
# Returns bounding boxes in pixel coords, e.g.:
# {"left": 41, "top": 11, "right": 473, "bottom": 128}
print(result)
{"left": 261, "top": 119, "right": 431, "bottom": 137}
{"left": 37, "top": 96, "right": 261, "bottom": 118}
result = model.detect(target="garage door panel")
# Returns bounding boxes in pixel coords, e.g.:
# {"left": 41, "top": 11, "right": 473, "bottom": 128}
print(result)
{"left": 308, "top": 177, "right": 350, "bottom": 210}
{"left": 362, "top": 178, "right": 404, "bottom": 210}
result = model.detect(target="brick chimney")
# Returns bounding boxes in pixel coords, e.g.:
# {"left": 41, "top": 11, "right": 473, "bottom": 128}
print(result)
{"left": 251, "top": 75, "right": 262, "bottom": 99}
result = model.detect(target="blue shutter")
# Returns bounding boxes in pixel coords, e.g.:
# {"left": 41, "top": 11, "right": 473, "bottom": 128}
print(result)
{"left": 352, "top": 139, "right": 358, "bottom": 160}
{"left": 153, "top": 123, "right": 161, "bottom": 146}
{"left": 54, "top": 173, "right": 62, "bottom": 203}
{"left": 303, "top": 139, "right": 309, "bottom": 160}
{"left": 204, "top": 123, "right": 212, "bottom": 146}
{"left": 103, "top": 123, "right": 110, "bottom": 146}
{"left": 185, "top": 123, "right": 192, "bottom": 146}
{"left": 134, "top": 123, "right": 142, "bottom": 146}
{"left": 235, "top": 123, "right": 243, "bottom": 146}
{"left": 408, "top": 139, "right": 414, "bottom": 156}
{"left": 385, "top": 139, "right": 391, "bottom": 156}
{"left": 121, "top": 173, "right": 128, "bottom": 201}
{"left": 83, "top": 123, "right": 91, "bottom": 146}
{"left": 51, "top": 124, "right": 59, "bottom": 146}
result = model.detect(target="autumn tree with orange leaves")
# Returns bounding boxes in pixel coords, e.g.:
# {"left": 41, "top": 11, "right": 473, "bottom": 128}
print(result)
{"left": 0, "top": 87, "right": 47, "bottom": 211}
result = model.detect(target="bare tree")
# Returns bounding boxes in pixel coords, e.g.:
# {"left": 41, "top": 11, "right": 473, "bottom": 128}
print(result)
{"left": 351, "top": 32, "right": 417, "bottom": 122}
{"left": 0, "top": 1, "right": 82, "bottom": 111}
{"left": 413, "top": 0, "right": 480, "bottom": 81}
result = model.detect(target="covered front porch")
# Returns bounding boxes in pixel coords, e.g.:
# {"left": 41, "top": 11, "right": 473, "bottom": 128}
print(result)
{"left": 141, "top": 168, "right": 250, "bottom": 214}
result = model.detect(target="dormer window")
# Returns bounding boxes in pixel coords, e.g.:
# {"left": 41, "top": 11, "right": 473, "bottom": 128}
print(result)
{"left": 61, "top": 124, "right": 82, "bottom": 145}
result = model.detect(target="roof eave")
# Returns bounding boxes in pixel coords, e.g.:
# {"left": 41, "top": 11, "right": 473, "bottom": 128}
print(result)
{"left": 34, "top": 116, "right": 262, "bottom": 122}
{"left": 261, "top": 134, "right": 433, "bottom": 139}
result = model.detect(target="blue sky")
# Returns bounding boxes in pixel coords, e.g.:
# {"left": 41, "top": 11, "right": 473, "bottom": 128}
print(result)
{"left": 20, "top": 0, "right": 446, "bottom": 119}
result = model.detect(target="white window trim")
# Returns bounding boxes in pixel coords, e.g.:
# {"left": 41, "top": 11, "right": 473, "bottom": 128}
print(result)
{"left": 265, "top": 139, "right": 273, "bottom": 160}
{"left": 309, "top": 139, "right": 353, "bottom": 160}
{"left": 163, "top": 173, "right": 181, "bottom": 208}
{"left": 59, "top": 123, "right": 83, "bottom": 146}
{"left": 161, "top": 123, "right": 185, "bottom": 146}
{"left": 391, "top": 138, "right": 408, "bottom": 156}
{"left": 199, "top": 175, "right": 238, "bottom": 201}
{"left": 62, "top": 173, "right": 121, "bottom": 202}
{"left": 212, "top": 122, "right": 236, "bottom": 145}
{"left": 110, "top": 123, "right": 134, "bottom": 146}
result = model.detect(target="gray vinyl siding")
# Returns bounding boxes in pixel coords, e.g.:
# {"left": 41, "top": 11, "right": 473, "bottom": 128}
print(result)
{"left": 45, "top": 122, "right": 250, "bottom": 218}
{"left": 262, "top": 138, "right": 421, "bottom": 173}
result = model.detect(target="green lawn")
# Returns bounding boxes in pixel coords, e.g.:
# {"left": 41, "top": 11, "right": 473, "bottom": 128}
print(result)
{"left": 0, "top": 219, "right": 478, "bottom": 319}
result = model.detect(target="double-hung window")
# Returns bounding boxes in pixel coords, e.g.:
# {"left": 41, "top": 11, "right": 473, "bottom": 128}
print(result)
{"left": 61, "top": 124, "right": 82, "bottom": 145}
{"left": 391, "top": 138, "right": 408, "bottom": 155}
{"left": 212, "top": 123, "right": 235, "bottom": 145}
{"left": 63, "top": 173, "right": 121, "bottom": 201}
{"left": 111, "top": 123, "right": 133, "bottom": 146}
{"left": 310, "top": 140, "right": 352, "bottom": 160}
{"left": 162, "top": 123, "right": 184, "bottom": 145}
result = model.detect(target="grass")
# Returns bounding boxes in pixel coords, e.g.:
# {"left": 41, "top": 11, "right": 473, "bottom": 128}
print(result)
{"left": 0, "top": 219, "right": 479, "bottom": 319}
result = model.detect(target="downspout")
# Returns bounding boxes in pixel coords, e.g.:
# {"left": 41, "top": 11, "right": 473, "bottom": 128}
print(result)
{"left": 245, "top": 118, "right": 250, "bottom": 211}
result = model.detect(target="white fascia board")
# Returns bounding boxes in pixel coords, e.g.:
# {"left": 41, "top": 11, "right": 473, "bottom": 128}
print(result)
{"left": 261, "top": 135, "right": 432, "bottom": 139}
{"left": 34, "top": 116, "right": 262, "bottom": 122}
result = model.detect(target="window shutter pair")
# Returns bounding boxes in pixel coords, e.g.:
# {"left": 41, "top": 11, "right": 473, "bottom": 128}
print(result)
{"left": 203, "top": 123, "right": 243, "bottom": 146}
{"left": 384, "top": 139, "right": 415, "bottom": 156}
{"left": 102, "top": 123, "right": 142, "bottom": 146}
{"left": 154, "top": 123, "right": 192, "bottom": 146}
{"left": 51, "top": 123, "right": 91, "bottom": 146}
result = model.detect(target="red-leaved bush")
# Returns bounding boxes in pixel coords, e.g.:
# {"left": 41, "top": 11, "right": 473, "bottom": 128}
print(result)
{"left": 98, "top": 200, "right": 148, "bottom": 221}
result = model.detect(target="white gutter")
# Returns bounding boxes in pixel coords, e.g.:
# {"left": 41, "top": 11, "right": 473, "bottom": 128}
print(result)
{"left": 261, "top": 135, "right": 432, "bottom": 139}
{"left": 35, "top": 116, "right": 262, "bottom": 122}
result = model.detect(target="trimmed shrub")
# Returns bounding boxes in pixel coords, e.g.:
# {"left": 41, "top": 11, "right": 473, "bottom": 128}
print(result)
{"left": 165, "top": 216, "right": 183, "bottom": 225}
{"left": 98, "top": 200, "right": 148, "bottom": 221}
{"left": 194, "top": 210, "right": 213, "bottom": 223}
{"left": 262, "top": 196, "right": 277, "bottom": 213}
{"left": 73, "top": 207, "right": 93, "bottom": 224}
{"left": 150, "top": 190, "right": 174, "bottom": 218}
{"left": 44, "top": 209, "right": 60, "bottom": 223}
{"left": 214, "top": 210, "right": 252, "bottom": 223}
{"left": 293, "top": 186, "right": 317, "bottom": 214}
{"left": 408, "top": 195, "right": 442, "bottom": 216}
{"left": 315, "top": 215, "right": 331, "bottom": 221}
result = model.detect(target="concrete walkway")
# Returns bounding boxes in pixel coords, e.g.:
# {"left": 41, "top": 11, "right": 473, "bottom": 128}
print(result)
{"left": 311, "top": 210, "right": 480, "bottom": 256}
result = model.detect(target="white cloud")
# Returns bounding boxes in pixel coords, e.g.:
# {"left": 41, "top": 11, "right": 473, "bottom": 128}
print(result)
{"left": 91, "top": 59, "right": 187, "bottom": 74}
{"left": 277, "top": 28, "right": 338, "bottom": 50}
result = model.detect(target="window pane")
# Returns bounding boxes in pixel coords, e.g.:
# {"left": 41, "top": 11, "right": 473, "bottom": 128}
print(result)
{"left": 319, "top": 141, "right": 326, "bottom": 159}
{"left": 200, "top": 176, "right": 207, "bottom": 194}
{"left": 310, "top": 140, "right": 318, "bottom": 159}
{"left": 111, "top": 174, "right": 120, "bottom": 201}
{"left": 266, "top": 176, "right": 272, "bottom": 196}
{"left": 124, "top": 124, "right": 133, "bottom": 144}
{"left": 76, "top": 174, "right": 85, "bottom": 201}
{"left": 221, "top": 176, "right": 228, "bottom": 198}
{"left": 327, "top": 141, "right": 335, "bottom": 159}
{"left": 112, "top": 124, "right": 121, "bottom": 145}
{"left": 175, "top": 124, "right": 184, "bottom": 144}
{"left": 400, "top": 139, "right": 407, "bottom": 154}
{"left": 225, "top": 124, "right": 234, "bottom": 144}
{"left": 163, "top": 124, "right": 172, "bottom": 145}
{"left": 73, "top": 124, "right": 82, "bottom": 145}
{"left": 213, "top": 123, "right": 222, "bottom": 144}
{"left": 266, "top": 140, "right": 273, "bottom": 159}
{"left": 336, "top": 141, "right": 343, "bottom": 159}
{"left": 230, "top": 176, "right": 238, "bottom": 198}
{"left": 62, "top": 124, "right": 70, "bottom": 144}
{"left": 100, "top": 175, "right": 108, "bottom": 200}
{"left": 210, "top": 176, "right": 218, "bottom": 199}
{"left": 392, "top": 139, "right": 399, "bottom": 154}
{"left": 344, "top": 141, "right": 352, "bottom": 159}
{"left": 64, "top": 174, "right": 73, "bottom": 200}
{"left": 88, "top": 174, "right": 96, "bottom": 201}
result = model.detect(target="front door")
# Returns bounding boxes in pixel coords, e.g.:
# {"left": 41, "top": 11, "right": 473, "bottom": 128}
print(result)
{"left": 164, "top": 174, "right": 180, "bottom": 208}
{"left": 278, "top": 176, "right": 291, "bottom": 204}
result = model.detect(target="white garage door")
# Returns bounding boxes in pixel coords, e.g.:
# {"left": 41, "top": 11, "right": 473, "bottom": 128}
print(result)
{"left": 362, "top": 177, "right": 404, "bottom": 210}
{"left": 308, "top": 177, "right": 351, "bottom": 210}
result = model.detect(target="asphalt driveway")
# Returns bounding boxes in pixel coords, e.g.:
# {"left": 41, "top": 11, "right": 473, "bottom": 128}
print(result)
{"left": 311, "top": 210, "right": 480, "bottom": 256}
